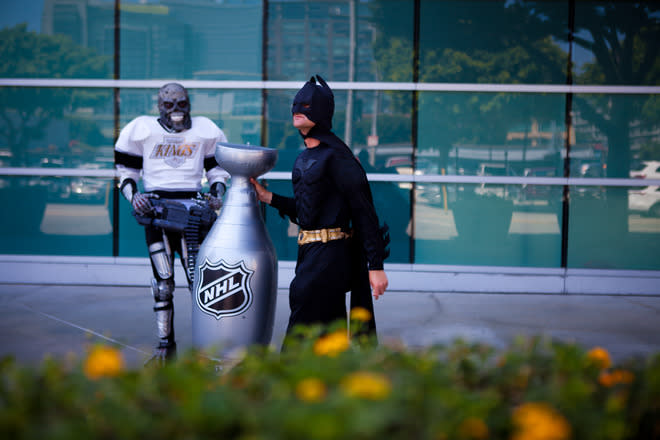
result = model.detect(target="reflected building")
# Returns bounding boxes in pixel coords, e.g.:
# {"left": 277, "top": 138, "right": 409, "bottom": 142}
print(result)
{"left": 2, "top": 0, "right": 660, "bottom": 292}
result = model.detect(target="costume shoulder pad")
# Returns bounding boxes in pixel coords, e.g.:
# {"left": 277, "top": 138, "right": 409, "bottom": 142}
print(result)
{"left": 125, "top": 116, "right": 157, "bottom": 143}
{"left": 191, "top": 116, "right": 222, "bottom": 140}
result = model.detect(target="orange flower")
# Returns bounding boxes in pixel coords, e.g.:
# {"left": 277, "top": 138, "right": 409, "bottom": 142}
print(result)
{"left": 599, "top": 369, "right": 634, "bottom": 387}
{"left": 313, "top": 330, "right": 350, "bottom": 357}
{"left": 458, "top": 417, "right": 489, "bottom": 440}
{"left": 350, "top": 307, "right": 372, "bottom": 322}
{"left": 84, "top": 345, "right": 124, "bottom": 380}
{"left": 512, "top": 402, "right": 571, "bottom": 440}
{"left": 587, "top": 347, "right": 612, "bottom": 370}
{"left": 295, "top": 377, "right": 327, "bottom": 403}
{"left": 341, "top": 371, "right": 391, "bottom": 400}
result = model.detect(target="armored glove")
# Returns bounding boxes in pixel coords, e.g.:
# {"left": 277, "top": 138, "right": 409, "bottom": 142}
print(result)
{"left": 207, "top": 182, "right": 226, "bottom": 211}
{"left": 132, "top": 192, "right": 154, "bottom": 216}
{"left": 207, "top": 193, "right": 223, "bottom": 211}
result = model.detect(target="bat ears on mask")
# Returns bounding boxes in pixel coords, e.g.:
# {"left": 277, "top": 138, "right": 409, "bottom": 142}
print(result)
{"left": 306, "top": 75, "right": 332, "bottom": 95}
{"left": 314, "top": 75, "right": 332, "bottom": 95}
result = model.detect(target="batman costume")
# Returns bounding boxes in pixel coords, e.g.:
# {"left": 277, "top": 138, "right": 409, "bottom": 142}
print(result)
{"left": 268, "top": 75, "right": 389, "bottom": 340}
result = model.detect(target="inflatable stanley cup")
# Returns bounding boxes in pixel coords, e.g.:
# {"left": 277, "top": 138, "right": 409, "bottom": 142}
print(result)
{"left": 192, "top": 142, "right": 278, "bottom": 358}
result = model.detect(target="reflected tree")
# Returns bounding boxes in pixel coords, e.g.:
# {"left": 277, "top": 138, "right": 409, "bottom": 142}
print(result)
{"left": 524, "top": 2, "right": 660, "bottom": 177}
{"left": 0, "top": 24, "right": 110, "bottom": 167}
{"left": 522, "top": 2, "right": 660, "bottom": 237}
{"left": 370, "top": 0, "right": 568, "bottom": 174}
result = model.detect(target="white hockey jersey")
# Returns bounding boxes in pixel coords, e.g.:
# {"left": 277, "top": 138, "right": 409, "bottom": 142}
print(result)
{"left": 115, "top": 115, "right": 229, "bottom": 193}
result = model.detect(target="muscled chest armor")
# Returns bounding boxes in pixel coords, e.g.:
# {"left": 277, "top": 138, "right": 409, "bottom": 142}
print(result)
{"left": 291, "top": 144, "right": 348, "bottom": 230}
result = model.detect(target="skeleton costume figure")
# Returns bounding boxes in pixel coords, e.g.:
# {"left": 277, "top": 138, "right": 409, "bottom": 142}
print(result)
{"left": 251, "top": 75, "right": 389, "bottom": 343}
{"left": 114, "top": 83, "right": 229, "bottom": 362}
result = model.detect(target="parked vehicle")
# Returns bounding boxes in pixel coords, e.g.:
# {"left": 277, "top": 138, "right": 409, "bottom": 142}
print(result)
{"left": 521, "top": 167, "right": 559, "bottom": 201}
{"left": 629, "top": 185, "right": 660, "bottom": 217}
{"left": 630, "top": 160, "right": 660, "bottom": 180}
{"left": 475, "top": 163, "right": 519, "bottom": 200}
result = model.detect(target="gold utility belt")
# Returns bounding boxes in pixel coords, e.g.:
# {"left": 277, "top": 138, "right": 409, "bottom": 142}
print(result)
{"left": 298, "top": 227, "right": 351, "bottom": 245}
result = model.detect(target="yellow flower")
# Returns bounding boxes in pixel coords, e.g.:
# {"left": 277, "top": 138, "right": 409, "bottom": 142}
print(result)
{"left": 295, "top": 377, "right": 327, "bottom": 403}
{"left": 350, "top": 307, "right": 372, "bottom": 322}
{"left": 599, "top": 369, "right": 635, "bottom": 387}
{"left": 587, "top": 347, "right": 612, "bottom": 370}
{"left": 512, "top": 402, "right": 571, "bottom": 440}
{"left": 458, "top": 417, "right": 489, "bottom": 440}
{"left": 341, "top": 371, "right": 391, "bottom": 400}
{"left": 84, "top": 345, "right": 124, "bottom": 380}
{"left": 313, "top": 330, "right": 350, "bottom": 357}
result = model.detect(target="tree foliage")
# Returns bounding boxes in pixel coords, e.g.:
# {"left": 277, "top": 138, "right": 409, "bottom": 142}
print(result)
{"left": 0, "top": 24, "right": 110, "bottom": 166}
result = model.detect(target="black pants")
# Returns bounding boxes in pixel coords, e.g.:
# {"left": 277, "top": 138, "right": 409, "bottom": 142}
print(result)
{"left": 286, "top": 239, "right": 352, "bottom": 334}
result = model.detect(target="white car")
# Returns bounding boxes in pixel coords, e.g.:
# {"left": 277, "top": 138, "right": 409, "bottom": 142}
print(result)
{"left": 630, "top": 160, "right": 660, "bottom": 180}
{"left": 629, "top": 185, "right": 660, "bottom": 217}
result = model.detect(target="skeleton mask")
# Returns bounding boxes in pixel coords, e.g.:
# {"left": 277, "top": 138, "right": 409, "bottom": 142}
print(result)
{"left": 158, "top": 83, "right": 191, "bottom": 132}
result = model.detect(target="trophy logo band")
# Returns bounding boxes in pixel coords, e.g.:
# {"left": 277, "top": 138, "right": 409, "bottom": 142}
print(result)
{"left": 196, "top": 259, "right": 254, "bottom": 320}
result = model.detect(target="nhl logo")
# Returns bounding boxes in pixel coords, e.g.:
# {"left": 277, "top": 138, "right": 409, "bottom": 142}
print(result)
{"left": 196, "top": 259, "right": 254, "bottom": 320}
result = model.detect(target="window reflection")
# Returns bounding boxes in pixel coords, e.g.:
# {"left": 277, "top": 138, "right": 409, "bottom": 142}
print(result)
{"left": 0, "top": 176, "right": 114, "bottom": 256}
{"left": 418, "top": 92, "right": 567, "bottom": 178}
{"left": 268, "top": 0, "right": 414, "bottom": 82}
{"left": 414, "top": 183, "right": 563, "bottom": 267}
{"left": 1, "top": 0, "right": 658, "bottom": 270}
{"left": 571, "top": 94, "right": 660, "bottom": 179}
{"left": 419, "top": 0, "right": 568, "bottom": 85}
{"left": 569, "top": 186, "right": 660, "bottom": 270}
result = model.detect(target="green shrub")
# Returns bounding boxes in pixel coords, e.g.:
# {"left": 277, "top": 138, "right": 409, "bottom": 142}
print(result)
{"left": 1, "top": 325, "right": 658, "bottom": 440}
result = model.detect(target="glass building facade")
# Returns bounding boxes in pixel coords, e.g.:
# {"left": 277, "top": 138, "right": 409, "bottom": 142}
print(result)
{"left": 1, "top": 0, "right": 659, "bottom": 289}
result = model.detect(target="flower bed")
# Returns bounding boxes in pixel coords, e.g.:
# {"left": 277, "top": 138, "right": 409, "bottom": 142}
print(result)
{"left": 1, "top": 318, "right": 659, "bottom": 440}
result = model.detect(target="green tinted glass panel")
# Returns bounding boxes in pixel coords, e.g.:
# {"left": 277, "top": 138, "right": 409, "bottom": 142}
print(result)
{"left": 120, "top": 1, "right": 262, "bottom": 80}
{"left": 414, "top": 183, "right": 563, "bottom": 267}
{"left": 117, "top": 191, "right": 147, "bottom": 258}
{"left": 267, "top": 0, "right": 413, "bottom": 82}
{"left": 260, "top": 178, "right": 297, "bottom": 262}
{"left": 372, "top": 181, "right": 411, "bottom": 263}
{"left": 0, "top": 176, "right": 114, "bottom": 256}
{"left": 568, "top": 187, "right": 660, "bottom": 270}
{"left": 1, "top": 1, "right": 113, "bottom": 78}
{"left": 418, "top": 92, "right": 567, "bottom": 177}
{"left": 570, "top": 94, "right": 660, "bottom": 178}
{"left": 419, "top": 0, "right": 568, "bottom": 84}
{"left": 264, "top": 88, "right": 302, "bottom": 164}
{"left": 347, "top": 90, "right": 413, "bottom": 173}
{"left": 119, "top": 88, "right": 262, "bottom": 146}
{"left": 573, "top": 2, "right": 660, "bottom": 86}
{"left": 0, "top": 87, "right": 115, "bottom": 168}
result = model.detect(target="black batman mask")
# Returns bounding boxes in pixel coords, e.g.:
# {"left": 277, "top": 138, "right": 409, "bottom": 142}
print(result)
{"left": 292, "top": 75, "right": 334, "bottom": 136}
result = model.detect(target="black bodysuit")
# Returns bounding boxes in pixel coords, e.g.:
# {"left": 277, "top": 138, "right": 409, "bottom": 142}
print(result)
{"left": 271, "top": 133, "right": 387, "bottom": 334}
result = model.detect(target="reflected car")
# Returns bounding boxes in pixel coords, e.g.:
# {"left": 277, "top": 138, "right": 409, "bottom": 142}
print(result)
{"left": 383, "top": 156, "right": 454, "bottom": 205}
{"left": 475, "top": 163, "right": 519, "bottom": 200}
{"left": 629, "top": 186, "right": 660, "bottom": 217}
{"left": 630, "top": 160, "right": 660, "bottom": 180}
{"left": 68, "top": 164, "right": 110, "bottom": 202}
{"left": 521, "top": 167, "right": 558, "bottom": 201}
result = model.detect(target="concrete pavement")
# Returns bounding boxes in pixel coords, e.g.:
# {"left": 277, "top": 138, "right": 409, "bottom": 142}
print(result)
{"left": 1, "top": 283, "right": 659, "bottom": 368}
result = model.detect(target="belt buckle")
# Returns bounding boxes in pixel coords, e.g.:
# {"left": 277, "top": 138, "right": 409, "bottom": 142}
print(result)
{"left": 320, "top": 228, "right": 329, "bottom": 243}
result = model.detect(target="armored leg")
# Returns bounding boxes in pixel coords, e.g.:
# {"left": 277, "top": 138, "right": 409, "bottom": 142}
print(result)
{"left": 145, "top": 235, "right": 177, "bottom": 364}
{"left": 148, "top": 278, "right": 177, "bottom": 364}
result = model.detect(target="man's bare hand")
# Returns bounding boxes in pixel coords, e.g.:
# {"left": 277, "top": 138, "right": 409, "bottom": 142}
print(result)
{"left": 369, "top": 270, "right": 388, "bottom": 300}
{"left": 249, "top": 178, "right": 273, "bottom": 204}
